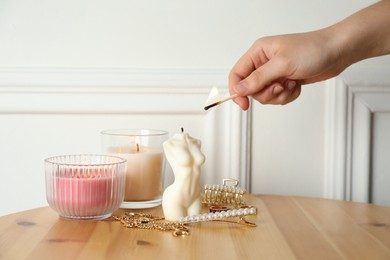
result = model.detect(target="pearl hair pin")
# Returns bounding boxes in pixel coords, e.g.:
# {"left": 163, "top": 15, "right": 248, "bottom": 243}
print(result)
{"left": 179, "top": 206, "right": 257, "bottom": 227}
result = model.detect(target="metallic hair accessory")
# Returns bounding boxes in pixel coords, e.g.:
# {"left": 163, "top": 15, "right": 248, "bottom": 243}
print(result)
{"left": 209, "top": 206, "right": 230, "bottom": 213}
{"left": 203, "top": 178, "right": 246, "bottom": 206}
{"left": 179, "top": 206, "right": 257, "bottom": 227}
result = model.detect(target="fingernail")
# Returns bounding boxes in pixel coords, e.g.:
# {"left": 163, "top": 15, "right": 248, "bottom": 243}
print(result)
{"left": 287, "top": 81, "right": 296, "bottom": 90}
{"left": 273, "top": 85, "right": 284, "bottom": 95}
{"left": 235, "top": 82, "right": 248, "bottom": 94}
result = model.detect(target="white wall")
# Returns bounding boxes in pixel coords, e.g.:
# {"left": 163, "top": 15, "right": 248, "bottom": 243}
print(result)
{"left": 0, "top": 0, "right": 376, "bottom": 68}
{"left": 0, "top": 0, "right": 384, "bottom": 215}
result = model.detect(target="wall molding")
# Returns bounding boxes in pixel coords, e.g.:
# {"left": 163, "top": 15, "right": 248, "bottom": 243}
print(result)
{"left": 0, "top": 67, "right": 252, "bottom": 189}
{"left": 324, "top": 68, "right": 390, "bottom": 202}
{"left": 323, "top": 78, "right": 348, "bottom": 200}
{"left": 0, "top": 67, "right": 229, "bottom": 114}
{"left": 0, "top": 67, "right": 229, "bottom": 89}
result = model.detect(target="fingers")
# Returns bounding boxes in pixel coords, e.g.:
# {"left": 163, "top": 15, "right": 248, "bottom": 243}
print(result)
{"left": 234, "top": 57, "right": 289, "bottom": 97}
{"left": 228, "top": 40, "right": 274, "bottom": 109}
{"left": 233, "top": 96, "right": 250, "bottom": 111}
{"left": 251, "top": 80, "right": 302, "bottom": 105}
{"left": 231, "top": 79, "right": 301, "bottom": 109}
{"left": 228, "top": 37, "right": 301, "bottom": 109}
{"left": 232, "top": 80, "right": 301, "bottom": 109}
{"left": 228, "top": 50, "right": 257, "bottom": 97}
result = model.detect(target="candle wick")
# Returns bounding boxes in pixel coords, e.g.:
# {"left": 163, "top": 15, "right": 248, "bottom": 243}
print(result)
{"left": 136, "top": 143, "right": 140, "bottom": 153}
{"left": 181, "top": 127, "right": 184, "bottom": 133}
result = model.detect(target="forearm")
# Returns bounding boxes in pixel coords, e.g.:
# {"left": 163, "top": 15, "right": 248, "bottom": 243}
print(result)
{"left": 327, "top": 0, "right": 390, "bottom": 66}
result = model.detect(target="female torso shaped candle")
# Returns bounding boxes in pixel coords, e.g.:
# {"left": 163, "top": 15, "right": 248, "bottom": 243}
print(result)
{"left": 162, "top": 132, "right": 205, "bottom": 221}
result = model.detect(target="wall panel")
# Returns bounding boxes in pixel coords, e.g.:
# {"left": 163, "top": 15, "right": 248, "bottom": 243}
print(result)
{"left": 324, "top": 69, "right": 390, "bottom": 206}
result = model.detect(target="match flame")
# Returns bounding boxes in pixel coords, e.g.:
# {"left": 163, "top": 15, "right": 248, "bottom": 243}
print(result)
{"left": 205, "top": 85, "right": 223, "bottom": 106}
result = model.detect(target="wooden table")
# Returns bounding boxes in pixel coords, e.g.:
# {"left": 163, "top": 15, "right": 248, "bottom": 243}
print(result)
{"left": 1, "top": 195, "right": 390, "bottom": 259}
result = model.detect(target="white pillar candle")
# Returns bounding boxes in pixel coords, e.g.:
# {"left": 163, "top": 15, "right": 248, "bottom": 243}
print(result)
{"left": 162, "top": 131, "right": 205, "bottom": 221}
{"left": 101, "top": 129, "right": 168, "bottom": 208}
{"left": 110, "top": 145, "right": 163, "bottom": 202}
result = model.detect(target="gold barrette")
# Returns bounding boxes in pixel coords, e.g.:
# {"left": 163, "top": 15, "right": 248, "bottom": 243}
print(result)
{"left": 203, "top": 178, "right": 246, "bottom": 207}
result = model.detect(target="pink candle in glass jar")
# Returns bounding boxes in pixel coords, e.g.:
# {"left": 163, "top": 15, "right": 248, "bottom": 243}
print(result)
{"left": 45, "top": 155, "right": 126, "bottom": 220}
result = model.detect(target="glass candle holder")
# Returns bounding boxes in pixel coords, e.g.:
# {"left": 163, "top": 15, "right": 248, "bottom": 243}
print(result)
{"left": 45, "top": 154, "right": 126, "bottom": 220}
{"left": 101, "top": 129, "right": 168, "bottom": 209}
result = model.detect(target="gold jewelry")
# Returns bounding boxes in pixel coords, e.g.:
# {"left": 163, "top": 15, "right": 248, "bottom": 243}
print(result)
{"left": 113, "top": 205, "right": 258, "bottom": 237}
{"left": 112, "top": 212, "right": 190, "bottom": 237}
{"left": 209, "top": 206, "right": 229, "bottom": 213}
{"left": 203, "top": 178, "right": 246, "bottom": 207}
{"left": 173, "top": 229, "right": 189, "bottom": 237}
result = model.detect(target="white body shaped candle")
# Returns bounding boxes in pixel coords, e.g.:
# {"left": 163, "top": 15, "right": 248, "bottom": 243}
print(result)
{"left": 162, "top": 132, "right": 205, "bottom": 221}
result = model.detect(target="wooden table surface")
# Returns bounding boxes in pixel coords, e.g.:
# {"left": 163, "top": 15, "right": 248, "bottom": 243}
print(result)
{"left": 1, "top": 194, "right": 390, "bottom": 259}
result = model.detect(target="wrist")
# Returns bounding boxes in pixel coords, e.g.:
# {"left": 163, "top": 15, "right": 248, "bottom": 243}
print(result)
{"left": 315, "top": 26, "right": 351, "bottom": 70}
{"left": 327, "top": 1, "right": 390, "bottom": 65}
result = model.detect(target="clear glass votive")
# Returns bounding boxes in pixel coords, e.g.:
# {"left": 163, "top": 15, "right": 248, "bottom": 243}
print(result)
{"left": 101, "top": 129, "right": 168, "bottom": 209}
{"left": 45, "top": 154, "right": 126, "bottom": 220}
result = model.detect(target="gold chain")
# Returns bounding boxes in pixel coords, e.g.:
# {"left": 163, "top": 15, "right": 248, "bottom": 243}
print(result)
{"left": 112, "top": 212, "right": 190, "bottom": 237}
{"left": 113, "top": 180, "right": 255, "bottom": 238}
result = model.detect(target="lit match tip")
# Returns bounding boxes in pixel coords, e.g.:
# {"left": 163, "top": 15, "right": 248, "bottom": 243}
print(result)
{"left": 204, "top": 94, "right": 238, "bottom": 111}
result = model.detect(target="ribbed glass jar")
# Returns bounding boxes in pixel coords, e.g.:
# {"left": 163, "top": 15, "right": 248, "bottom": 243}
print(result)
{"left": 45, "top": 154, "right": 126, "bottom": 220}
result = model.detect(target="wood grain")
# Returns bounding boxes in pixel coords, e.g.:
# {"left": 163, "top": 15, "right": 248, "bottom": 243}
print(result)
{"left": 1, "top": 195, "right": 389, "bottom": 259}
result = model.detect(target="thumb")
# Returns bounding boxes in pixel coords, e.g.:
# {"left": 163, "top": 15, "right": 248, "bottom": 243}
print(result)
{"left": 234, "top": 58, "right": 287, "bottom": 96}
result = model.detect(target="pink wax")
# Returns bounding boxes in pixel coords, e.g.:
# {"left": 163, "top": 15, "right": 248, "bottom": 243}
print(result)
{"left": 46, "top": 168, "right": 125, "bottom": 219}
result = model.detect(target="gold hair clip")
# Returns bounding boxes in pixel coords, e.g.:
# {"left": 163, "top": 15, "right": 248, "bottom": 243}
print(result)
{"left": 203, "top": 178, "right": 246, "bottom": 207}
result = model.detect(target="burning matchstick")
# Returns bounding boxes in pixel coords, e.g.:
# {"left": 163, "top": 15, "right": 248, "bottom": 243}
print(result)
{"left": 204, "top": 94, "right": 238, "bottom": 111}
